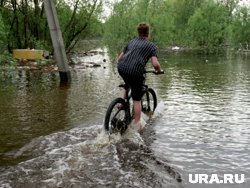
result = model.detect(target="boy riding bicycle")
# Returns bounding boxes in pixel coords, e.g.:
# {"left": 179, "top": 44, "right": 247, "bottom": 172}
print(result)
{"left": 117, "top": 22, "right": 162, "bottom": 132}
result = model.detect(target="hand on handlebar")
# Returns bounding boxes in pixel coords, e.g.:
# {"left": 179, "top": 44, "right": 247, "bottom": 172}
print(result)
{"left": 144, "top": 70, "right": 164, "bottom": 74}
{"left": 154, "top": 70, "right": 164, "bottom": 75}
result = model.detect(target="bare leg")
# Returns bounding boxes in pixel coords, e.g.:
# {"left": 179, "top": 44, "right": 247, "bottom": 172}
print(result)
{"left": 133, "top": 100, "right": 141, "bottom": 124}
{"left": 120, "top": 88, "right": 126, "bottom": 99}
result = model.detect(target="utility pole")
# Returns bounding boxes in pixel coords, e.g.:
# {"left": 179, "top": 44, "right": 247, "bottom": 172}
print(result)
{"left": 44, "top": 0, "right": 71, "bottom": 83}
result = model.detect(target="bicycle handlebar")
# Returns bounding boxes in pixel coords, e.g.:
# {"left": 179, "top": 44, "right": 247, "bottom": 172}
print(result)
{"left": 144, "top": 70, "right": 165, "bottom": 75}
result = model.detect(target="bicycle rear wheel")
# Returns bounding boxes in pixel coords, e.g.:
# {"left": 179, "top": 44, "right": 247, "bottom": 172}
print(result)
{"left": 104, "top": 98, "right": 131, "bottom": 134}
{"left": 141, "top": 88, "right": 157, "bottom": 117}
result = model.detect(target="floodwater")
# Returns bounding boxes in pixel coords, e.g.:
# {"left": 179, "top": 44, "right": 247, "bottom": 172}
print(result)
{"left": 0, "top": 49, "right": 250, "bottom": 188}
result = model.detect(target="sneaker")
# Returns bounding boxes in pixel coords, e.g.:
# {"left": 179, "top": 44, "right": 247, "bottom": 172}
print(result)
{"left": 139, "top": 118, "right": 146, "bottom": 132}
{"left": 131, "top": 119, "right": 146, "bottom": 133}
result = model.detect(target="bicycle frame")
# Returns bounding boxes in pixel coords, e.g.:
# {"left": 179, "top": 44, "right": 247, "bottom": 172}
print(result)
{"left": 119, "top": 84, "right": 133, "bottom": 121}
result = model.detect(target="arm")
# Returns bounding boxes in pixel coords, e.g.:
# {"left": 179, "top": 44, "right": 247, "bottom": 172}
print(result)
{"left": 151, "top": 56, "right": 162, "bottom": 73}
{"left": 117, "top": 52, "right": 124, "bottom": 62}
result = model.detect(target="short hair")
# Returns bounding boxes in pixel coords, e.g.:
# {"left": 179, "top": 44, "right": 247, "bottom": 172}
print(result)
{"left": 137, "top": 23, "right": 149, "bottom": 37}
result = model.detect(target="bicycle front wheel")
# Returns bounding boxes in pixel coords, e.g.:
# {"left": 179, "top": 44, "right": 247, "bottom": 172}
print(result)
{"left": 141, "top": 88, "right": 157, "bottom": 117}
{"left": 104, "top": 98, "right": 131, "bottom": 134}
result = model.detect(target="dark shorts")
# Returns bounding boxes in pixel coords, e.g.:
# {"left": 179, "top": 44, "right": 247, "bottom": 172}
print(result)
{"left": 118, "top": 71, "right": 144, "bottom": 101}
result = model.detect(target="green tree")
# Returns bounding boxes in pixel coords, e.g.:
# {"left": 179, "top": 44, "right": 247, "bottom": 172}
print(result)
{"left": 104, "top": 0, "right": 175, "bottom": 54}
{"left": 148, "top": 0, "right": 175, "bottom": 46}
{"left": 104, "top": 0, "right": 137, "bottom": 54}
{"left": 172, "top": 0, "right": 203, "bottom": 45}
{"left": 57, "top": 0, "right": 103, "bottom": 52}
{"left": 217, "top": 0, "right": 239, "bottom": 18}
{"left": 0, "top": 12, "right": 6, "bottom": 44}
{"left": 104, "top": 0, "right": 250, "bottom": 53}
{"left": 133, "top": 0, "right": 175, "bottom": 46}
{"left": 186, "top": 1, "right": 229, "bottom": 52}
{"left": 231, "top": 6, "right": 250, "bottom": 50}
{"left": 0, "top": 0, "right": 103, "bottom": 53}
{"left": 0, "top": 12, "right": 7, "bottom": 54}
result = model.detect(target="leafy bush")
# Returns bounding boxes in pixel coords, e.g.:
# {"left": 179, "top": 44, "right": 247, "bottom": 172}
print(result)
{"left": 186, "top": 1, "right": 228, "bottom": 52}
{"left": 0, "top": 13, "right": 7, "bottom": 44}
{"left": 0, "top": 51, "right": 17, "bottom": 67}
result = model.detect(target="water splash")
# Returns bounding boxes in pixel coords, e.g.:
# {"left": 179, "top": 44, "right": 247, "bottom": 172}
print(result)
{"left": 95, "top": 128, "right": 122, "bottom": 146}
{"left": 95, "top": 123, "right": 145, "bottom": 148}
{"left": 153, "top": 101, "right": 166, "bottom": 118}
{"left": 0, "top": 118, "right": 182, "bottom": 187}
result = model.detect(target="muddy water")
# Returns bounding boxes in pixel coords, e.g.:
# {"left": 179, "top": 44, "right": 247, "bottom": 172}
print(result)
{"left": 0, "top": 50, "right": 250, "bottom": 187}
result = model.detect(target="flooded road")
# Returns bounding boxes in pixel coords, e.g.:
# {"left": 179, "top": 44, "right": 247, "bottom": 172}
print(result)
{"left": 0, "top": 50, "right": 250, "bottom": 187}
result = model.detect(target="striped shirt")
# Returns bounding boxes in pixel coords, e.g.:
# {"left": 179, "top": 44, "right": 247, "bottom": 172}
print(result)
{"left": 118, "top": 37, "right": 158, "bottom": 76}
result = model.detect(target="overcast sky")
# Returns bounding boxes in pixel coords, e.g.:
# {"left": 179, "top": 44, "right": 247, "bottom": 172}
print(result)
{"left": 239, "top": 0, "right": 250, "bottom": 6}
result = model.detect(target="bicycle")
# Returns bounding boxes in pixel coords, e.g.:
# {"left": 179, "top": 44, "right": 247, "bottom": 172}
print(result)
{"left": 104, "top": 70, "right": 164, "bottom": 134}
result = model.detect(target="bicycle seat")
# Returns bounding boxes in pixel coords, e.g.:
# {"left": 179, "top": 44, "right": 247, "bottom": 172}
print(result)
{"left": 119, "top": 84, "right": 130, "bottom": 90}
{"left": 118, "top": 84, "right": 126, "bottom": 88}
